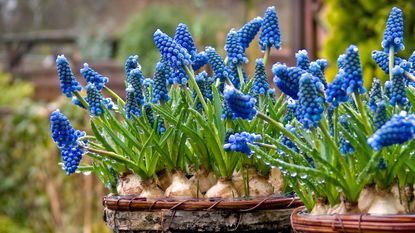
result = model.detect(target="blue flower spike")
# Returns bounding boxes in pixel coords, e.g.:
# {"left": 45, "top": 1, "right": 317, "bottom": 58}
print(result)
{"left": 326, "top": 70, "right": 348, "bottom": 107}
{"left": 223, "top": 132, "right": 262, "bottom": 156}
{"left": 339, "top": 116, "right": 354, "bottom": 155}
{"left": 125, "top": 55, "right": 140, "bottom": 81}
{"left": 368, "top": 78, "right": 382, "bottom": 112}
{"left": 86, "top": 83, "right": 105, "bottom": 117}
{"left": 125, "top": 85, "right": 142, "bottom": 119}
{"left": 50, "top": 110, "right": 85, "bottom": 175}
{"left": 342, "top": 45, "right": 366, "bottom": 95}
{"left": 237, "top": 17, "right": 263, "bottom": 49}
{"left": 127, "top": 68, "right": 145, "bottom": 105}
{"left": 223, "top": 85, "right": 257, "bottom": 120}
{"left": 153, "top": 29, "right": 192, "bottom": 70}
{"left": 309, "top": 61, "right": 328, "bottom": 88}
{"left": 80, "top": 63, "right": 109, "bottom": 91}
{"left": 373, "top": 101, "right": 389, "bottom": 130}
{"left": 56, "top": 55, "right": 82, "bottom": 98}
{"left": 337, "top": 54, "right": 346, "bottom": 69}
{"left": 192, "top": 51, "right": 208, "bottom": 71}
{"left": 368, "top": 111, "right": 415, "bottom": 150}
{"left": 382, "top": 7, "right": 404, "bottom": 53}
{"left": 205, "top": 46, "right": 229, "bottom": 84}
{"left": 295, "top": 50, "right": 310, "bottom": 71}
{"left": 259, "top": 6, "right": 281, "bottom": 51}
{"left": 152, "top": 61, "right": 170, "bottom": 104}
{"left": 389, "top": 65, "right": 408, "bottom": 106}
{"left": 295, "top": 73, "right": 324, "bottom": 129}
{"left": 250, "top": 58, "right": 269, "bottom": 96}
{"left": 225, "top": 29, "right": 248, "bottom": 68}
{"left": 372, "top": 50, "right": 405, "bottom": 75}
{"left": 272, "top": 64, "right": 302, "bottom": 100}
{"left": 174, "top": 23, "right": 197, "bottom": 56}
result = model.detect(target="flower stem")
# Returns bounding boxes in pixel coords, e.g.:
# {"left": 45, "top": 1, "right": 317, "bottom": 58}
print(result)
{"left": 236, "top": 65, "right": 245, "bottom": 86}
{"left": 184, "top": 65, "right": 208, "bottom": 112}
{"left": 311, "top": 128, "right": 320, "bottom": 154}
{"left": 405, "top": 71, "right": 415, "bottom": 82}
{"left": 333, "top": 108, "right": 339, "bottom": 144}
{"left": 263, "top": 46, "right": 270, "bottom": 67}
{"left": 104, "top": 86, "right": 125, "bottom": 105}
{"left": 353, "top": 90, "right": 372, "bottom": 135}
{"left": 389, "top": 46, "right": 394, "bottom": 81}
{"left": 74, "top": 91, "right": 89, "bottom": 108}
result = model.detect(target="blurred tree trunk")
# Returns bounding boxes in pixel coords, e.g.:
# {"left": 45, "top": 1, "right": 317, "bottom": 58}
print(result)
{"left": 83, "top": 162, "right": 93, "bottom": 233}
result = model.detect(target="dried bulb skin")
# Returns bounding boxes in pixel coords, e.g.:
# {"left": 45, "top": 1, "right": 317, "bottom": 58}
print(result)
{"left": 165, "top": 169, "right": 202, "bottom": 198}
{"left": 205, "top": 178, "right": 240, "bottom": 199}
{"left": 364, "top": 185, "right": 405, "bottom": 214}
{"left": 139, "top": 180, "right": 164, "bottom": 199}
{"left": 156, "top": 169, "right": 172, "bottom": 191}
{"left": 117, "top": 173, "right": 143, "bottom": 195}
{"left": 268, "top": 167, "right": 284, "bottom": 195}
{"left": 189, "top": 167, "right": 217, "bottom": 194}
{"left": 310, "top": 197, "right": 329, "bottom": 215}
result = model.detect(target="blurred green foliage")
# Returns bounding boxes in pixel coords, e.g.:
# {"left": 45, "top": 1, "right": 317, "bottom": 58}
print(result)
{"left": 117, "top": 4, "right": 228, "bottom": 76}
{"left": 322, "top": 0, "right": 415, "bottom": 87}
{"left": 0, "top": 67, "right": 33, "bottom": 108}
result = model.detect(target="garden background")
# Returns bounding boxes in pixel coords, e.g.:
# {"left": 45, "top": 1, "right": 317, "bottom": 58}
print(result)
{"left": 0, "top": 0, "right": 414, "bottom": 232}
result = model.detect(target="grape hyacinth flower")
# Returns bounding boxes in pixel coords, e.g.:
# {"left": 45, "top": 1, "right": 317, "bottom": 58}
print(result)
{"left": 295, "top": 73, "right": 324, "bottom": 129}
{"left": 237, "top": 17, "right": 263, "bottom": 49}
{"left": 142, "top": 78, "right": 153, "bottom": 102}
{"left": 373, "top": 101, "right": 389, "bottom": 130}
{"left": 86, "top": 83, "right": 105, "bottom": 117}
{"left": 339, "top": 116, "right": 354, "bottom": 155}
{"left": 389, "top": 66, "right": 408, "bottom": 106}
{"left": 225, "top": 29, "right": 248, "bottom": 68}
{"left": 284, "top": 98, "right": 296, "bottom": 124}
{"left": 384, "top": 80, "right": 392, "bottom": 98}
{"left": 250, "top": 59, "right": 269, "bottom": 96}
{"left": 125, "top": 85, "right": 141, "bottom": 119}
{"left": 205, "top": 46, "right": 229, "bottom": 85}
{"left": 171, "top": 68, "right": 188, "bottom": 85}
{"left": 194, "top": 71, "right": 213, "bottom": 109}
{"left": 222, "top": 101, "right": 236, "bottom": 120}
{"left": 280, "top": 124, "right": 299, "bottom": 153}
{"left": 50, "top": 110, "right": 85, "bottom": 175}
{"left": 80, "top": 63, "right": 109, "bottom": 91}
{"left": 309, "top": 61, "right": 328, "bottom": 88}
{"left": 382, "top": 7, "right": 404, "bottom": 53}
{"left": 127, "top": 68, "right": 145, "bottom": 105}
{"left": 295, "top": 50, "right": 310, "bottom": 71}
{"left": 174, "top": 23, "right": 197, "bottom": 56}
{"left": 192, "top": 52, "right": 208, "bottom": 71}
{"left": 368, "top": 78, "right": 382, "bottom": 112}
{"left": 56, "top": 55, "right": 82, "bottom": 97}
{"left": 143, "top": 103, "right": 155, "bottom": 126}
{"left": 372, "top": 50, "right": 405, "bottom": 75}
{"left": 124, "top": 55, "right": 140, "bottom": 81}
{"left": 272, "top": 64, "right": 301, "bottom": 99}
{"left": 153, "top": 29, "right": 192, "bottom": 70}
{"left": 259, "top": 6, "right": 281, "bottom": 51}
{"left": 152, "top": 62, "right": 170, "bottom": 103}
{"left": 316, "top": 59, "right": 328, "bottom": 73}
{"left": 377, "top": 157, "right": 387, "bottom": 170}
{"left": 326, "top": 70, "right": 348, "bottom": 107}
{"left": 223, "top": 132, "right": 262, "bottom": 156}
{"left": 229, "top": 64, "right": 248, "bottom": 89}
{"left": 223, "top": 86, "right": 257, "bottom": 120}
{"left": 337, "top": 54, "right": 346, "bottom": 69}
{"left": 342, "top": 45, "right": 365, "bottom": 95}
{"left": 368, "top": 112, "right": 415, "bottom": 150}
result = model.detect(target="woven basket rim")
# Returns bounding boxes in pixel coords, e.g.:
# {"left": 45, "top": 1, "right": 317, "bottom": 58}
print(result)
{"left": 103, "top": 195, "right": 303, "bottom": 211}
{"left": 291, "top": 206, "right": 415, "bottom": 233}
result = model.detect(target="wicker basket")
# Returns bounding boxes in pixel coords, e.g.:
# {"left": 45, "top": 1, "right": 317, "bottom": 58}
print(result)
{"left": 291, "top": 206, "right": 415, "bottom": 233}
{"left": 103, "top": 195, "right": 302, "bottom": 232}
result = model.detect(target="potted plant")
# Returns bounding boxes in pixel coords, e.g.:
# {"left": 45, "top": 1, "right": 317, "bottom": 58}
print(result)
{"left": 228, "top": 6, "right": 415, "bottom": 233}
{"left": 49, "top": 5, "right": 302, "bottom": 232}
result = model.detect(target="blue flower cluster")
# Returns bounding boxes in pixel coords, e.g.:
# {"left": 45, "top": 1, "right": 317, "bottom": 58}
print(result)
{"left": 294, "top": 73, "right": 324, "bottom": 129}
{"left": 342, "top": 45, "right": 366, "bottom": 95}
{"left": 382, "top": 7, "right": 404, "bottom": 53}
{"left": 316, "top": 59, "right": 328, "bottom": 72}
{"left": 125, "top": 85, "right": 142, "bottom": 119}
{"left": 284, "top": 99, "right": 296, "bottom": 124}
{"left": 174, "top": 23, "right": 197, "bottom": 56}
{"left": 194, "top": 71, "right": 214, "bottom": 109}
{"left": 143, "top": 103, "right": 155, "bottom": 126}
{"left": 237, "top": 17, "right": 263, "bottom": 49}
{"left": 221, "top": 101, "right": 235, "bottom": 120}
{"left": 153, "top": 29, "right": 192, "bottom": 70}
{"left": 309, "top": 61, "right": 328, "bottom": 88}
{"left": 337, "top": 54, "right": 346, "bottom": 69}
{"left": 192, "top": 52, "right": 208, "bottom": 71}
{"left": 229, "top": 65, "right": 247, "bottom": 89}
{"left": 171, "top": 68, "right": 188, "bottom": 85}
{"left": 339, "top": 116, "right": 354, "bottom": 155}
{"left": 409, "top": 51, "right": 415, "bottom": 66}
{"left": 372, "top": 50, "right": 405, "bottom": 75}
{"left": 326, "top": 71, "right": 348, "bottom": 107}
{"left": 225, "top": 29, "right": 248, "bottom": 68}
{"left": 50, "top": 110, "right": 85, "bottom": 175}
{"left": 223, "top": 132, "right": 262, "bottom": 155}
{"left": 56, "top": 55, "right": 82, "bottom": 97}
{"left": 143, "top": 78, "right": 153, "bottom": 102}
{"left": 368, "top": 112, "right": 415, "bottom": 150}
{"left": 259, "top": 6, "right": 281, "bottom": 51}
{"left": 250, "top": 58, "right": 269, "bottom": 96}
{"left": 223, "top": 86, "right": 257, "bottom": 120}
{"left": 205, "top": 46, "right": 229, "bottom": 86}
{"left": 124, "top": 55, "right": 139, "bottom": 80}
{"left": 80, "top": 63, "right": 109, "bottom": 90}
{"left": 280, "top": 124, "right": 298, "bottom": 153}
{"left": 127, "top": 68, "right": 145, "bottom": 105}
{"left": 152, "top": 61, "right": 170, "bottom": 103}
{"left": 373, "top": 101, "right": 389, "bottom": 130}
{"left": 86, "top": 83, "right": 105, "bottom": 116}
{"left": 295, "top": 50, "right": 310, "bottom": 71}
{"left": 368, "top": 78, "right": 383, "bottom": 112}
{"left": 388, "top": 66, "right": 408, "bottom": 106}
{"left": 272, "top": 64, "right": 300, "bottom": 99}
